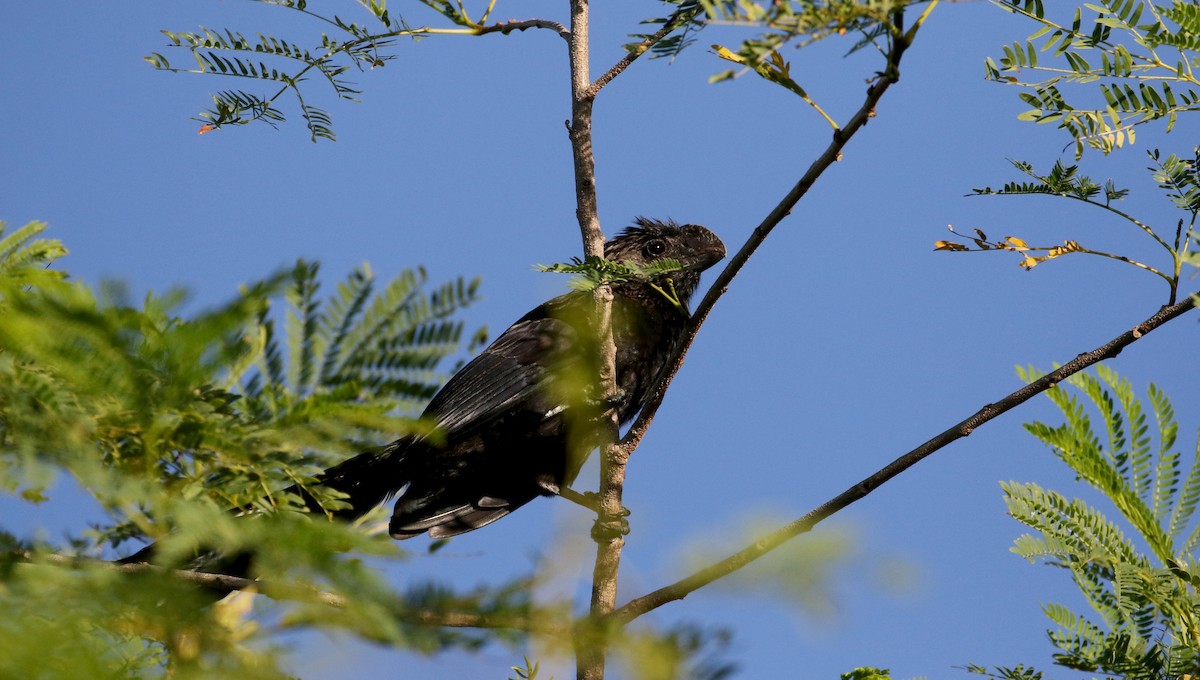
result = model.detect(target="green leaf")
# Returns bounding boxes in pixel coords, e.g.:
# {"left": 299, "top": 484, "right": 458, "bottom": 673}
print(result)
{"left": 1003, "top": 367, "right": 1200, "bottom": 677}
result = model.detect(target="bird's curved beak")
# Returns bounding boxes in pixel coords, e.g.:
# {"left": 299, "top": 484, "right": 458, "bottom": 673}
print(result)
{"left": 690, "top": 229, "right": 727, "bottom": 273}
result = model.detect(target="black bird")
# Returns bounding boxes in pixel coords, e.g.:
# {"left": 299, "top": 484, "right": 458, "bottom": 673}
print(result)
{"left": 119, "top": 218, "right": 725, "bottom": 571}
{"left": 311, "top": 217, "right": 726, "bottom": 539}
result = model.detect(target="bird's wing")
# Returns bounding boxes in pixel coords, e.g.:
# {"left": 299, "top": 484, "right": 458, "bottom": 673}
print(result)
{"left": 421, "top": 296, "right": 583, "bottom": 436}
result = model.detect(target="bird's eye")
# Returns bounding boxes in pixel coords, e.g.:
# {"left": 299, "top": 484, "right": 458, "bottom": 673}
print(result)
{"left": 644, "top": 239, "right": 666, "bottom": 258}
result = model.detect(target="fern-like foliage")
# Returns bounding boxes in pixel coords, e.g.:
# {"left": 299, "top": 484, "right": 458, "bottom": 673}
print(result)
{"left": 978, "top": 367, "right": 1200, "bottom": 677}
{"left": 1150, "top": 147, "right": 1200, "bottom": 215}
{"left": 973, "top": 159, "right": 1124, "bottom": 202}
{"left": 537, "top": 255, "right": 692, "bottom": 310}
{"left": 0, "top": 220, "right": 67, "bottom": 290}
{"left": 0, "top": 235, "right": 483, "bottom": 537}
{"left": 152, "top": 0, "right": 926, "bottom": 140}
{"left": 147, "top": 16, "right": 389, "bottom": 142}
{"left": 236, "top": 259, "right": 484, "bottom": 455}
{"left": 156, "top": 0, "right": 692, "bottom": 141}
{"left": 148, "top": 0, "right": 459, "bottom": 142}
{"left": 0, "top": 225, "right": 510, "bottom": 676}
{"left": 988, "top": 0, "right": 1200, "bottom": 157}
{"left": 536, "top": 255, "right": 685, "bottom": 288}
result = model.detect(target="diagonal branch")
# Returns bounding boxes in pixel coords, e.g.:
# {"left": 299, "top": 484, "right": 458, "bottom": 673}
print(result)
{"left": 614, "top": 291, "right": 1200, "bottom": 623}
{"left": 583, "top": 2, "right": 704, "bottom": 99}
{"left": 619, "top": 11, "right": 916, "bottom": 455}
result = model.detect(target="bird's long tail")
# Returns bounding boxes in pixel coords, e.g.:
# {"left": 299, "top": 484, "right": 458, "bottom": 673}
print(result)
{"left": 118, "top": 439, "right": 412, "bottom": 568}
{"left": 304, "top": 438, "right": 412, "bottom": 520}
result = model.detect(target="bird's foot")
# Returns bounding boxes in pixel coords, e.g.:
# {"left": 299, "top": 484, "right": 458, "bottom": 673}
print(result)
{"left": 581, "top": 492, "right": 630, "bottom": 518}
{"left": 588, "top": 493, "right": 631, "bottom": 541}
{"left": 591, "top": 511, "right": 631, "bottom": 542}
{"left": 582, "top": 385, "right": 627, "bottom": 412}
{"left": 540, "top": 481, "right": 631, "bottom": 539}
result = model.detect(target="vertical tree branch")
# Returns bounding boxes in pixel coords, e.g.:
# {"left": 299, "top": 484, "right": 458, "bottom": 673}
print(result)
{"left": 566, "top": 1, "right": 622, "bottom": 679}
{"left": 568, "top": 0, "right": 603, "bottom": 258}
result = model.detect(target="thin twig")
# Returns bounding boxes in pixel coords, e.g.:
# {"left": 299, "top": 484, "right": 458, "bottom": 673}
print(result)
{"left": 476, "top": 18, "right": 571, "bottom": 41}
{"left": 12, "top": 551, "right": 555, "bottom": 633}
{"left": 583, "top": 3, "right": 702, "bottom": 99}
{"left": 614, "top": 292, "right": 1199, "bottom": 623}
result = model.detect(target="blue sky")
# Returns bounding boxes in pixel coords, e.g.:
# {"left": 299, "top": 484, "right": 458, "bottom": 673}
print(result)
{"left": 4, "top": 2, "right": 1200, "bottom": 678}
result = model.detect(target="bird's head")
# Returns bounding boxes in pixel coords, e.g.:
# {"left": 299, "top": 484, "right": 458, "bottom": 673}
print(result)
{"left": 605, "top": 217, "right": 726, "bottom": 271}
{"left": 604, "top": 217, "right": 726, "bottom": 307}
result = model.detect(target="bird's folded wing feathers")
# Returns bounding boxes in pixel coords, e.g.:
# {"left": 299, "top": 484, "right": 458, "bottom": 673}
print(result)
{"left": 421, "top": 304, "right": 581, "bottom": 435}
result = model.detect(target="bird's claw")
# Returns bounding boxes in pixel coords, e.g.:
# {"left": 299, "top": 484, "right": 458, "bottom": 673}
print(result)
{"left": 582, "top": 385, "right": 627, "bottom": 412}
{"left": 589, "top": 496, "right": 632, "bottom": 541}
{"left": 580, "top": 491, "right": 630, "bottom": 516}
{"left": 601, "top": 390, "right": 627, "bottom": 410}
{"left": 591, "top": 512, "right": 631, "bottom": 541}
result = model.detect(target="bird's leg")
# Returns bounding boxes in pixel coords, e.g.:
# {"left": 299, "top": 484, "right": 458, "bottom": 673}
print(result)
{"left": 543, "top": 481, "right": 597, "bottom": 511}
{"left": 536, "top": 479, "right": 631, "bottom": 538}
{"left": 537, "top": 478, "right": 600, "bottom": 512}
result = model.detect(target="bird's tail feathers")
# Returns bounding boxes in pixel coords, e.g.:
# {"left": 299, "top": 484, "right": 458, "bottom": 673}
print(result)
{"left": 305, "top": 437, "right": 413, "bottom": 521}
{"left": 390, "top": 502, "right": 515, "bottom": 540}
{"left": 389, "top": 492, "right": 536, "bottom": 540}
{"left": 118, "top": 439, "right": 413, "bottom": 568}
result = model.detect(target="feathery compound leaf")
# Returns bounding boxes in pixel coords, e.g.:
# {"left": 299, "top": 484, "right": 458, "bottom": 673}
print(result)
{"left": 151, "top": 4, "right": 433, "bottom": 140}
{"left": 537, "top": 255, "right": 683, "bottom": 285}
{"left": 626, "top": 0, "right": 706, "bottom": 61}
{"left": 199, "top": 89, "right": 288, "bottom": 131}
{"left": 228, "top": 263, "right": 484, "bottom": 434}
{"left": 961, "top": 157, "right": 1187, "bottom": 299}
{"left": 1178, "top": 430, "right": 1200, "bottom": 555}
{"left": 990, "top": 0, "right": 1200, "bottom": 157}
{"left": 254, "top": 302, "right": 286, "bottom": 398}
{"left": 284, "top": 259, "right": 322, "bottom": 394}
{"left": 1027, "top": 369, "right": 1173, "bottom": 559}
{"left": 974, "top": 159, "right": 1111, "bottom": 199}
{"left": 289, "top": 264, "right": 484, "bottom": 402}
{"left": 0, "top": 221, "right": 67, "bottom": 289}
{"left": 336, "top": 267, "right": 424, "bottom": 374}
{"left": 1149, "top": 148, "right": 1200, "bottom": 214}
{"left": 1003, "top": 481, "right": 1143, "bottom": 566}
{"left": 1004, "top": 367, "right": 1200, "bottom": 676}
{"left": 1149, "top": 383, "right": 1183, "bottom": 528}
{"left": 1099, "top": 368, "right": 1154, "bottom": 505}
{"left": 0, "top": 247, "right": 509, "bottom": 676}
{"left": 317, "top": 263, "right": 374, "bottom": 385}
